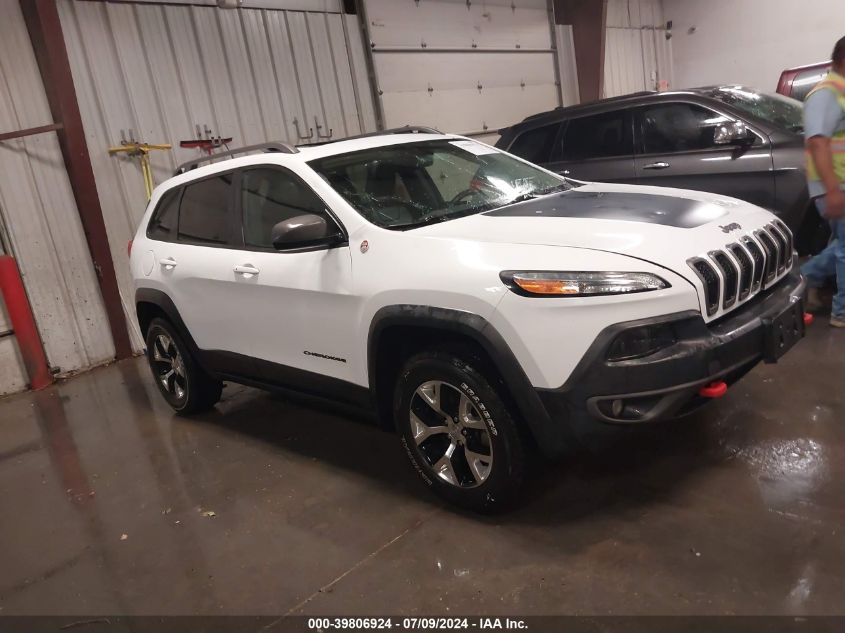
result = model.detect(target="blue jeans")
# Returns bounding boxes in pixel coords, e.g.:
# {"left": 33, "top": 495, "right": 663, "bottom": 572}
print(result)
{"left": 801, "top": 197, "right": 845, "bottom": 317}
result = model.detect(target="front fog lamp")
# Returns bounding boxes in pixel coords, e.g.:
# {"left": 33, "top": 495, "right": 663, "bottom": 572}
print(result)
{"left": 501, "top": 271, "right": 669, "bottom": 297}
{"left": 606, "top": 323, "right": 677, "bottom": 362}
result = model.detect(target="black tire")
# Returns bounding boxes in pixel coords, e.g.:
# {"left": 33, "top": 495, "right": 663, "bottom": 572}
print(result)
{"left": 145, "top": 317, "right": 222, "bottom": 414}
{"left": 394, "top": 349, "right": 526, "bottom": 513}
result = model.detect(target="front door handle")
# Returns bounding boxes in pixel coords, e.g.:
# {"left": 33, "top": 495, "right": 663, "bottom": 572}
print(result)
{"left": 642, "top": 161, "right": 670, "bottom": 170}
{"left": 159, "top": 257, "right": 177, "bottom": 270}
{"left": 233, "top": 264, "right": 260, "bottom": 276}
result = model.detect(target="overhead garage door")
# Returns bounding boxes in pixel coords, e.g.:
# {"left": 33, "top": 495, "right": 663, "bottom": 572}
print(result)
{"left": 57, "top": 0, "right": 376, "bottom": 350}
{"left": 361, "top": 0, "right": 570, "bottom": 142}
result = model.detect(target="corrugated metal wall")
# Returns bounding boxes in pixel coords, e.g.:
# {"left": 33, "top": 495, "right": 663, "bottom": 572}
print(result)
{"left": 0, "top": 296, "right": 28, "bottom": 396}
{"left": 0, "top": 2, "right": 115, "bottom": 395}
{"left": 603, "top": 0, "right": 673, "bottom": 97}
{"left": 57, "top": 0, "right": 375, "bottom": 350}
{"left": 362, "top": 0, "right": 564, "bottom": 143}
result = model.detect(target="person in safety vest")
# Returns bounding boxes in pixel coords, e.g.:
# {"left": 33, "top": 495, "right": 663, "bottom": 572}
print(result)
{"left": 803, "top": 36, "right": 845, "bottom": 326}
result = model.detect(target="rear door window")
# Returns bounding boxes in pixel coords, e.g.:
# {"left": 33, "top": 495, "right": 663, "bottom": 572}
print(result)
{"left": 177, "top": 173, "right": 235, "bottom": 246}
{"left": 554, "top": 110, "right": 633, "bottom": 161}
{"left": 146, "top": 188, "right": 180, "bottom": 241}
{"left": 507, "top": 122, "right": 562, "bottom": 164}
{"left": 637, "top": 103, "right": 732, "bottom": 154}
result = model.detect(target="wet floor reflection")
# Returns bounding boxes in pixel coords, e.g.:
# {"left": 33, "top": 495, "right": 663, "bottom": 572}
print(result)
{"left": 0, "top": 321, "right": 843, "bottom": 615}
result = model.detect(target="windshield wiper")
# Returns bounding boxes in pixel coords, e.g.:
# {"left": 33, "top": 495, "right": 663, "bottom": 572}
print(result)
{"left": 503, "top": 182, "right": 571, "bottom": 207}
{"left": 387, "top": 206, "right": 489, "bottom": 231}
{"left": 507, "top": 192, "right": 539, "bottom": 205}
{"left": 536, "top": 182, "right": 573, "bottom": 195}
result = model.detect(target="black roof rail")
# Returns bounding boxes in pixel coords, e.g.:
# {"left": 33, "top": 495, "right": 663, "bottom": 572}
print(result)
{"left": 514, "top": 91, "right": 661, "bottom": 127}
{"left": 296, "top": 125, "right": 443, "bottom": 147}
{"left": 174, "top": 141, "right": 298, "bottom": 175}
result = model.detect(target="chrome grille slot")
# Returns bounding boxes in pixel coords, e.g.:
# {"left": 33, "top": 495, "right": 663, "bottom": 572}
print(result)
{"left": 741, "top": 236, "right": 765, "bottom": 292}
{"left": 710, "top": 250, "right": 739, "bottom": 309}
{"left": 728, "top": 243, "right": 753, "bottom": 301}
{"left": 689, "top": 258, "right": 720, "bottom": 316}
{"left": 754, "top": 229, "right": 778, "bottom": 285}
{"left": 766, "top": 224, "right": 788, "bottom": 274}
{"left": 771, "top": 220, "right": 794, "bottom": 269}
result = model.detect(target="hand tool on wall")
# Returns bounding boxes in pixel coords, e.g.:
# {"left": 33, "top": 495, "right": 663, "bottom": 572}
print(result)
{"left": 108, "top": 129, "right": 172, "bottom": 201}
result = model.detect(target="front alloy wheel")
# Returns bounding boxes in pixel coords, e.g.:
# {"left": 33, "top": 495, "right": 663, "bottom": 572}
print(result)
{"left": 395, "top": 350, "right": 526, "bottom": 512}
{"left": 410, "top": 380, "right": 494, "bottom": 488}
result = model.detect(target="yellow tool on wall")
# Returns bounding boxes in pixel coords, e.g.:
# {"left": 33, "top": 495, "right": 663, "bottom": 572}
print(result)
{"left": 108, "top": 130, "right": 172, "bottom": 201}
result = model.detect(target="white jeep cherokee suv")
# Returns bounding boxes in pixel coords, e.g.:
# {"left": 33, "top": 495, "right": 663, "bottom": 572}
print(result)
{"left": 130, "top": 127, "right": 806, "bottom": 511}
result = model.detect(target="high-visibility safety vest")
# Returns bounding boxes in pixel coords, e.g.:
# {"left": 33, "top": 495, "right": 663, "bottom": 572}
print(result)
{"left": 806, "top": 71, "right": 845, "bottom": 184}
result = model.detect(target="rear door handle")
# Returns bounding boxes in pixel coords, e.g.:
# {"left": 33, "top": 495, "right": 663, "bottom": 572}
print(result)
{"left": 159, "top": 257, "right": 177, "bottom": 270}
{"left": 233, "top": 264, "right": 260, "bottom": 276}
{"left": 642, "top": 161, "right": 670, "bottom": 170}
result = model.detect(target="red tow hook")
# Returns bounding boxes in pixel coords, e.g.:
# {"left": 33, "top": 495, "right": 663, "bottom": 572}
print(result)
{"left": 804, "top": 312, "right": 814, "bottom": 326}
{"left": 699, "top": 381, "right": 728, "bottom": 399}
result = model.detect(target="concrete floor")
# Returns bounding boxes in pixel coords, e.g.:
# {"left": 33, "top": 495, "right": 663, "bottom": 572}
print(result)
{"left": 0, "top": 322, "right": 843, "bottom": 617}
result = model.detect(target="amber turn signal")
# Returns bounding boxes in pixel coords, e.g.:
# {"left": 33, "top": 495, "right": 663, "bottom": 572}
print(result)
{"left": 502, "top": 271, "right": 670, "bottom": 297}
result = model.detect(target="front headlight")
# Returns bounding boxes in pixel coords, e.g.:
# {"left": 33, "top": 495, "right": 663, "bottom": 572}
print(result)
{"left": 500, "top": 271, "right": 670, "bottom": 297}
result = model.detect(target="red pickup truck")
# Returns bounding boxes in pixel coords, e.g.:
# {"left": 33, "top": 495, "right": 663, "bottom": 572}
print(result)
{"left": 777, "top": 61, "right": 832, "bottom": 101}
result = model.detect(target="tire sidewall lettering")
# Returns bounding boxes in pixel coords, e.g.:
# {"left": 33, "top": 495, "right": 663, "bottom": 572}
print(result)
{"left": 460, "top": 381, "right": 497, "bottom": 436}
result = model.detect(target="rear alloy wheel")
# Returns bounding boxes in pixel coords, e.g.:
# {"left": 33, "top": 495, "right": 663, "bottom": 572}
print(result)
{"left": 395, "top": 350, "right": 526, "bottom": 512}
{"left": 150, "top": 331, "right": 187, "bottom": 401}
{"left": 145, "top": 318, "right": 222, "bottom": 414}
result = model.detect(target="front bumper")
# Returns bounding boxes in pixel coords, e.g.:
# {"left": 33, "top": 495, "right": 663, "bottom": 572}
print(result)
{"left": 537, "top": 266, "right": 806, "bottom": 426}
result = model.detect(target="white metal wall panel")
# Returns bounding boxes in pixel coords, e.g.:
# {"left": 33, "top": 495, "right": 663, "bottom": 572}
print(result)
{"left": 555, "top": 24, "right": 580, "bottom": 106}
{"left": 57, "top": 0, "right": 374, "bottom": 352}
{"left": 603, "top": 0, "right": 673, "bottom": 97}
{"left": 363, "top": 0, "right": 564, "bottom": 134}
{"left": 344, "top": 14, "right": 378, "bottom": 134}
{"left": 0, "top": 3, "right": 115, "bottom": 388}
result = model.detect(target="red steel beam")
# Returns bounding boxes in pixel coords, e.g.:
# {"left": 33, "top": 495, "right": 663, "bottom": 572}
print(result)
{"left": 553, "top": 0, "right": 607, "bottom": 103}
{"left": 0, "top": 256, "right": 53, "bottom": 390}
{"left": 20, "top": 0, "right": 133, "bottom": 360}
{"left": 0, "top": 122, "right": 62, "bottom": 143}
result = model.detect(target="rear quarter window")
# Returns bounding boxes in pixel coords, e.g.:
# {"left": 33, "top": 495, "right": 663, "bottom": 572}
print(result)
{"left": 146, "top": 188, "right": 180, "bottom": 241}
{"left": 177, "top": 174, "right": 234, "bottom": 246}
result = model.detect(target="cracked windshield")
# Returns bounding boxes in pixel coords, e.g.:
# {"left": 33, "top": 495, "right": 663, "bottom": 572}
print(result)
{"left": 309, "top": 139, "right": 570, "bottom": 229}
{"left": 707, "top": 86, "right": 804, "bottom": 133}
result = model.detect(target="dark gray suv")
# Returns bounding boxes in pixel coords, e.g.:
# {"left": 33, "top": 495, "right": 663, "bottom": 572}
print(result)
{"left": 496, "top": 86, "right": 824, "bottom": 253}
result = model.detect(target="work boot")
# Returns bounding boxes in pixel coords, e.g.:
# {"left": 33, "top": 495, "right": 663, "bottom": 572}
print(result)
{"left": 806, "top": 287, "right": 826, "bottom": 313}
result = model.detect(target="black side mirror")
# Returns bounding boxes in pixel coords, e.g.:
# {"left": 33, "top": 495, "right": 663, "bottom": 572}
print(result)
{"left": 271, "top": 213, "right": 342, "bottom": 250}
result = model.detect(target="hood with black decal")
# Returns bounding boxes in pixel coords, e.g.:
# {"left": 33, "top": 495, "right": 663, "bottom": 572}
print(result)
{"left": 411, "top": 182, "right": 781, "bottom": 284}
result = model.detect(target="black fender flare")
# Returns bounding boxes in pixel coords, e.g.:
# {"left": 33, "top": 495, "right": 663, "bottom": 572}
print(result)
{"left": 367, "top": 305, "right": 558, "bottom": 449}
{"left": 135, "top": 288, "right": 211, "bottom": 374}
